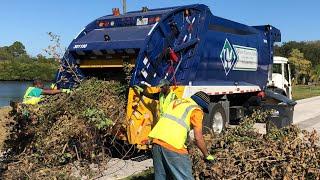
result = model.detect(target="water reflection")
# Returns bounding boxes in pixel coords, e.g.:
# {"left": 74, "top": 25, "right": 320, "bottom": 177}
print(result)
{"left": 0, "top": 81, "right": 32, "bottom": 107}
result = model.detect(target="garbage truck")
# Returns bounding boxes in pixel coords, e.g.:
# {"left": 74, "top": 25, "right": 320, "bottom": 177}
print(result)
{"left": 55, "top": 4, "right": 296, "bottom": 148}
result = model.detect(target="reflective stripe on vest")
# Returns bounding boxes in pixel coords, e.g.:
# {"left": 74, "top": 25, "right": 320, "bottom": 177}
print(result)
{"left": 23, "top": 87, "right": 42, "bottom": 105}
{"left": 159, "top": 91, "right": 176, "bottom": 114}
{"left": 23, "top": 87, "right": 34, "bottom": 100}
{"left": 23, "top": 97, "right": 42, "bottom": 105}
{"left": 161, "top": 105, "right": 198, "bottom": 131}
{"left": 148, "top": 98, "right": 201, "bottom": 149}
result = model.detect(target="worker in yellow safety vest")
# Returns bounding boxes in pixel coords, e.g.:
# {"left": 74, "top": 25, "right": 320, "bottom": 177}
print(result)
{"left": 148, "top": 91, "right": 215, "bottom": 180}
{"left": 23, "top": 80, "right": 70, "bottom": 105}
{"left": 134, "top": 79, "right": 177, "bottom": 115}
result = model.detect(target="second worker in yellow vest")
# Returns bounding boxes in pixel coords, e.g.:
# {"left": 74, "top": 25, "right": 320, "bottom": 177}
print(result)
{"left": 149, "top": 91, "right": 215, "bottom": 180}
{"left": 133, "top": 79, "right": 177, "bottom": 115}
{"left": 23, "top": 80, "right": 71, "bottom": 105}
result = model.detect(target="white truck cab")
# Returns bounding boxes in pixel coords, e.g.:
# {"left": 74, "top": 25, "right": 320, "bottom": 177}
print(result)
{"left": 268, "top": 56, "right": 292, "bottom": 99}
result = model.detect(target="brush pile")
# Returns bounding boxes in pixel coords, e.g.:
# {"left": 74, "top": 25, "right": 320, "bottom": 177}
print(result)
{"left": 2, "top": 78, "right": 128, "bottom": 179}
{"left": 190, "top": 110, "right": 320, "bottom": 179}
{"left": 2, "top": 78, "right": 320, "bottom": 179}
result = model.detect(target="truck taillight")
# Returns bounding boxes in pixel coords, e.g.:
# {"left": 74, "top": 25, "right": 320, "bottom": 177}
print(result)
{"left": 112, "top": 8, "right": 120, "bottom": 16}
{"left": 257, "top": 91, "right": 266, "bottom": 98}
{"left": 148, "top": 16, "right": 161, "bottom": 24}
{"left": 98, "top": 20, "right": 109, "bottom": 27}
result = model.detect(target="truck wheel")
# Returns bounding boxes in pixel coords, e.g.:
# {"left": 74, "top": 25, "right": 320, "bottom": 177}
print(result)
{"left": 203, "top": 103, "right": 227, "bottom": 134}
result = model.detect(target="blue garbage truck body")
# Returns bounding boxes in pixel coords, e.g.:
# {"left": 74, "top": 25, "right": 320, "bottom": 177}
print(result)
{"left": 56, "top": 4, "right": 291, "bottom": 146}
{"left": 58, "top": 4, "right": 280, "bottom": 90}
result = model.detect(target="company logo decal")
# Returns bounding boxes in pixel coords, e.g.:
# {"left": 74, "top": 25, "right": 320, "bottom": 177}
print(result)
{"left": 220, "top": 39, "right": 238, "bottom": 75}
{"left": 220, "top": 39, "right": 258, "bottom": 75}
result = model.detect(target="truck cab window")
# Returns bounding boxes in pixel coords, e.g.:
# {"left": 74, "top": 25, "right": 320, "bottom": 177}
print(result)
{"left": 272, "top": 64, "right": 282, "bottom": 74}
{"left": 284, "top": 64, "right": 289, "bottom": 81}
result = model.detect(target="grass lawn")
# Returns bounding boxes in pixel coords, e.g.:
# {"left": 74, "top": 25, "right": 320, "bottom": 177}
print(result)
{"left": 293, "top": 85, "right": 320, "bottom": 100}
{"left": 123, "top": 168, "right": 154, "bottom": 180}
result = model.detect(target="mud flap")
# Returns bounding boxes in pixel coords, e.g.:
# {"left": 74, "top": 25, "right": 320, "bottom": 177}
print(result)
{"left": 263, "top": 89, "right": 297, "bottom": 129}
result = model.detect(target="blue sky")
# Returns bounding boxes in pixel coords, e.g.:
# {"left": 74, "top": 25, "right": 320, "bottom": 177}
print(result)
{"left": 0, "top": 0, "right": 319, "bottom": 56}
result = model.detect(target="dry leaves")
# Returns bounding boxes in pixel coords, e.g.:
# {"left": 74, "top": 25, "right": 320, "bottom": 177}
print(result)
{"left": 190, "top": 110, "right": 320, "bottom": 179}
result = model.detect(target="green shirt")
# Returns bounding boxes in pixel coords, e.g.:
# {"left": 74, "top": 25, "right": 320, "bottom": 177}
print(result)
{"left": 27, "top": 87, "right": 43, "bottom": 97}
{"left": 23, "top": 87, "right": 43, "bottom": 105}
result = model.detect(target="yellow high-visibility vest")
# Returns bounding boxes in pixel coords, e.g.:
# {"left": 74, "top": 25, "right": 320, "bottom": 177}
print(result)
{"left": 23, "top": 87, "right": 42, "bottom": 105}
{"left": 149, "top": 98, "right": 201, "bottom": 149}
{"left": 159, "top": 90, "right": 177, "bottom": 115}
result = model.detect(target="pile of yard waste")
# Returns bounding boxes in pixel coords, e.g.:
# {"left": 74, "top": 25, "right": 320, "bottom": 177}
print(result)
{"left": 1, "top": 78, "right": 129, "bottom": 179}
{"left": 1, "top": 78, "right": 320, "bottom": 179}
{"left": 190, "top": 110, "right": 320, "bottom": 179}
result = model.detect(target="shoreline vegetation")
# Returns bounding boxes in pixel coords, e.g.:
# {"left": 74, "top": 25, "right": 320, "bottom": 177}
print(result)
{"left": 0, "top": 41, "right": 58, "bottom": 81}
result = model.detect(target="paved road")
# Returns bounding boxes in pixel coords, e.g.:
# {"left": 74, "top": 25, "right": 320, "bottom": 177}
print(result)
{"left": 294, "top": 96, "right": 320, "bottom": 132}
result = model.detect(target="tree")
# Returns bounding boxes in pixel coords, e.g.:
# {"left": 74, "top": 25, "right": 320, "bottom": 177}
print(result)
{"left": 4, "top": 41, "right": 27, "bottom": 58}
{"left": 0, "top": 47, "right": 13, "bottom": 60}
{"left": 44, "top": 32, "right": 65, "bottom": 62}
{"left": 312, "top": 64, "right": 320, "bottom": 83}
{"left": 288, "top": 49, "right": 312, "bottom": 84}
{"left": 36, "top": 54, "right": 46, "bottom": 61}
{"left": 0, "top": 41, "right": 58, "bottom": 81}
{"left": 275, "top": 41, "right": 320, "bottom": 69}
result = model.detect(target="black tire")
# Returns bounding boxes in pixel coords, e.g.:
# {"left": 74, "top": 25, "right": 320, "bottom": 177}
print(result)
{"left": 203, "top": 103, "right": 227, "bottom": 134}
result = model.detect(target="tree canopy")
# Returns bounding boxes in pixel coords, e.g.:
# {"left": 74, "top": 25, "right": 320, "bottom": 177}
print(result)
{"left": 0, "top": 41, "right": 58, "bottom": 81}
{"left": 275, "top": 41, "right": 320, "bottom": 67}
{"left": 275, "top": 41, "right": 320, "bottom": 84}
{"left": 288, "top": 49, "right": 312, "bottom": 84}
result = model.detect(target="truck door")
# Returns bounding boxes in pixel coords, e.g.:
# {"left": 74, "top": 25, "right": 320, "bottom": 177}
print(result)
{"left": 284, "top": 63, "right": 292, "bottom": 99}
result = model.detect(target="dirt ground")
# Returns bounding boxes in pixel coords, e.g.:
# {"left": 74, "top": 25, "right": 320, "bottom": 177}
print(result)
{"left": 0, "top": 106, "right": 12, "bottom": 151}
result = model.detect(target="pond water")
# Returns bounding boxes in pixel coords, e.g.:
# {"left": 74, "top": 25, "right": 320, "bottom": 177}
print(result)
{"left": 0, "top": 81, "right": 32, "bottom": 107}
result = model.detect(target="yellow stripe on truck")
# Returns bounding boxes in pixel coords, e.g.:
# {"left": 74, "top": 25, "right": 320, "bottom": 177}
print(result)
{"left": 79, "top": 59, "right": 135, "bottom": 68}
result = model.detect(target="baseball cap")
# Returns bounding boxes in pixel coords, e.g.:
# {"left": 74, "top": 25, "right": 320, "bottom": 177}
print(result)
{"left": 191, "top": 91, "right": 210, "bottom": 112}
{"left": 157, "top": 79, "right": 170, "bottom": 87}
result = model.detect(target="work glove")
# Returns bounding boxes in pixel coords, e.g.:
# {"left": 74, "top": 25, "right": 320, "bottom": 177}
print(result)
{"left": 206, "top": 154, "right": 215, "bottom": 161}
{"left": 133, "top": 85, "right": 144, "bottom": 93}
{"left": 204, "top": 154, "right": 216, "bottom": 165}
{"left": 62, "top": 89, "right": 71, "bottom": 93}
{"left": 50, "top": 83, "right": 57, "bottom": 90}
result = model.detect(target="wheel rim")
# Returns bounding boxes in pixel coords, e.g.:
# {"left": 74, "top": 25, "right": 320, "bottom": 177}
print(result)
{"left": 212, "top": 112, "right": 224, "bottom": 133}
